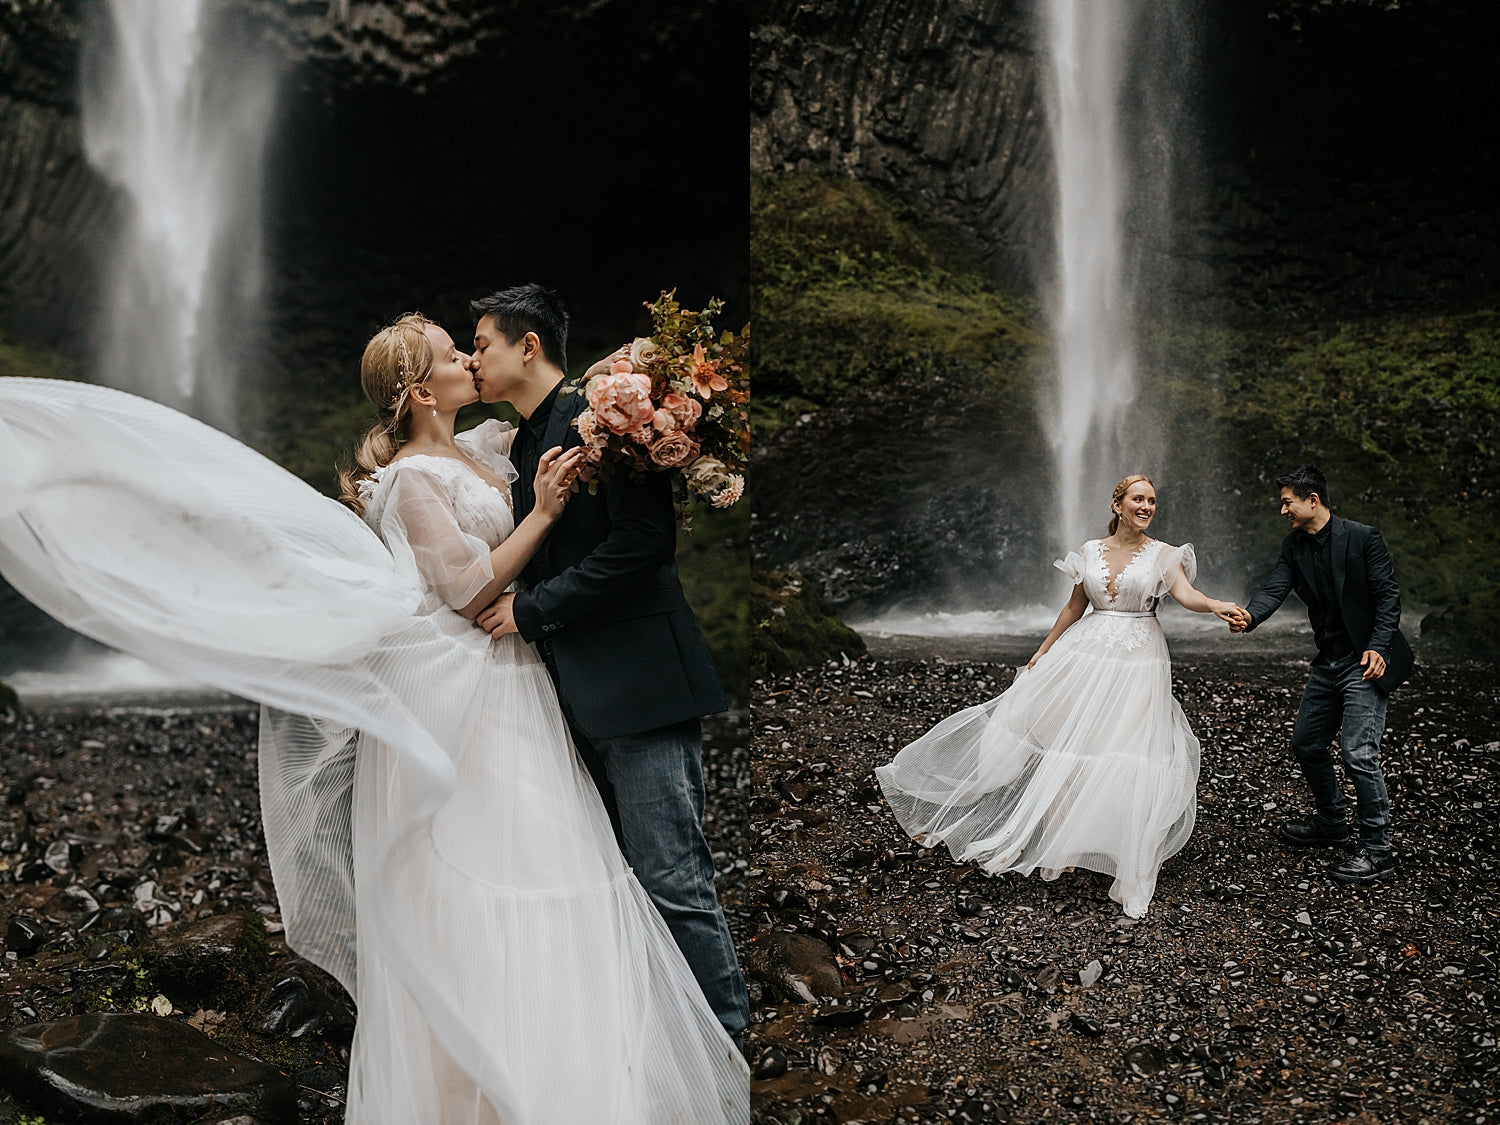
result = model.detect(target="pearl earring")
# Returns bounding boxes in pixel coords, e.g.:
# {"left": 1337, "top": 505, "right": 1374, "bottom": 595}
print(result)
{"left": 431, "top": 409, "right": 438, "bottom": 418}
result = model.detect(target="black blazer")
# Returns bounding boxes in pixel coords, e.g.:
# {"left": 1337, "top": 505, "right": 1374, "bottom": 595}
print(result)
{"left": 1242, "top": 514, "right": 1415, "bottom": 693}
{"left": 510, "top": 381, "right": 726, "bottom": 739}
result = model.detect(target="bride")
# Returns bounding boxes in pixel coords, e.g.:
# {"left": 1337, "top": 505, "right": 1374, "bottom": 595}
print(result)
{"left": 0, "top": 316, "right": 749, "bottom": 1122}
{"left": 876, "top": 475, "right": 1243, "bottom": 918}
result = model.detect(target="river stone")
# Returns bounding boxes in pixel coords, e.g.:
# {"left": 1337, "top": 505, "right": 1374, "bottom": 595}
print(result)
{"left": 0, "top": 1012, "right": 296, "bottom": 1123}
{"left": 148, "top": 911, "right": 267, "bottom": 1006}
{"left": 751, "top": 932, "right": 845, "bottom": 1002}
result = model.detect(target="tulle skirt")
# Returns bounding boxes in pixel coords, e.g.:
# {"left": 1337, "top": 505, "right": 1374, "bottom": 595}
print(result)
{"left": 876, "top": 612, "right": 1200, "bottom": 917}
{"left": 346, "top": 631, "right": 743, "bottom": 1123}
{"left": 0, "top": 378, "right": 747, "bottom": 1124}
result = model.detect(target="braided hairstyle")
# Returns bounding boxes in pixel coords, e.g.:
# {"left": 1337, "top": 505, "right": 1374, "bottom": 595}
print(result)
{"left": 337, "top": 313, "right": 435, "bottom": 514}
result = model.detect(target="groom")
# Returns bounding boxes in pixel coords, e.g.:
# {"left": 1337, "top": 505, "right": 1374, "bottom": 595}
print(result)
{"left": 1229, "top": 466, "right": 1413, "bottom": 884}
{"left": 465, "top": 283, "right": 749, "bottom": 1043}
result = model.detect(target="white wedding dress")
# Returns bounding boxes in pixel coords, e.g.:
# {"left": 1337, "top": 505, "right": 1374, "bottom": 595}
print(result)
{"left": 0, "top": 378, "right": 748, "bottom": 1124}
{"left": 876, "top": 539, "right": 1201, "bottom": 917}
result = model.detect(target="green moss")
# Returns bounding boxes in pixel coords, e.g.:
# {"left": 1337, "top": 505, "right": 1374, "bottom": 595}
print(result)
{"left": 676, "top": 500, "right": 749, "bottom": 701}
{"left": 751, "top": 174, "right": 1043, "bottom": 439}
{"left": 0, "top": 331, "right": 70, "bottom": 381}
{"left": 751, "top": 570, "right": 867, "bottom": 678}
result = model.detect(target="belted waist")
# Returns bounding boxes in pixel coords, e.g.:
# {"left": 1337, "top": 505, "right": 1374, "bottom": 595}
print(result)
{"left": 1091, "top": 609, "right": 1156, "bottom": 618}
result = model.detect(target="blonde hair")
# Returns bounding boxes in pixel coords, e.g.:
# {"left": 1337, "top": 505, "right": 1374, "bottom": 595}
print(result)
{"left": 1107, "top": 473, "right": 1155, "bottom": 535}
{"left": 337, "top": 313, "right": 435, "bottom": 513}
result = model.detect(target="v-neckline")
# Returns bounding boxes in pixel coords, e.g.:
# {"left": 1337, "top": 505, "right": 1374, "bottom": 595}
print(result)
{"left": 1098, "top": 538, "right": 1155, "bottom": 603}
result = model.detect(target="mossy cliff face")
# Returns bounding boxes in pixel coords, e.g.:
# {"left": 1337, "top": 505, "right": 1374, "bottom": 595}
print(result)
{"left": 752, "top": 0, "right": 1500, "bottom": 321}
{"left": 752, "top": 175, "right": 1500, "bottom": 658}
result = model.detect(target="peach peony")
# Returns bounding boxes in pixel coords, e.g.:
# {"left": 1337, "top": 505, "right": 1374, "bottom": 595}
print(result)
{"left": 587, "top": 371, "right": 655, "bottom": 435}
{"left": 652, "top": 391, "right": 703, "bottom": 433}
{"left": 610, "top": 357, "right": 634, "bottom": 376}
{"left": 648, "top": 430, "right": 701, "bottom": 469}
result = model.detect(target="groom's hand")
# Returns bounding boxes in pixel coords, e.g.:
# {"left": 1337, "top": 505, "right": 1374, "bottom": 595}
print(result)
{"left": 1360, "top": 649, "right": 1387, "bottom": 681}
{"left": 477, "top": 592, "right": 519, "bottom": 638}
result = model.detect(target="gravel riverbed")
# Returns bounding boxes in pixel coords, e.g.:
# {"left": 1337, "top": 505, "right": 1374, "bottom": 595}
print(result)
{"left": 0, "top": 697, "right": 750, "bottom": 1123}
{"left": 745, "top": 651, "right": 1499, "bottom": 1125}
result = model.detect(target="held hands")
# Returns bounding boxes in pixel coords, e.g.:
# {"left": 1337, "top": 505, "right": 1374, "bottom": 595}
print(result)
{"left": 1214, "top": 601, "right": 1251, "bottom": 633}
{"left": 1360, "top": 649, "right": 1387, "bottom": 682}
{"left": 476, "top": 592, "right": 518, "bottom": 639}
{"left": 534, "top": 445, "right": 587, "bottom": 521}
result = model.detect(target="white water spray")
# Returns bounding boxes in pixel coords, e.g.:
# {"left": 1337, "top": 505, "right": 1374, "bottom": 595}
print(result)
{"left": 81, "top": 0, "right": 279, "bottom": 425}
{"left": 1043, "top": 0, "right": 1136, "bottom": 553}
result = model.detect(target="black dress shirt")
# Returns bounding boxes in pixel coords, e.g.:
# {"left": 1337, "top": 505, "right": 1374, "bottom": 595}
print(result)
{"left": 1311, "top": 522, "right": 1352, "bottom": 654}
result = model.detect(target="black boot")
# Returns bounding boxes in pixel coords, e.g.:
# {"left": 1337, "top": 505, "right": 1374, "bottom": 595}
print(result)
{"left": 1278, "top": 819, "right": 1351, "bottom": 847}
{"left": 1331, "top": 852, "right": 1396, "bottom": 883}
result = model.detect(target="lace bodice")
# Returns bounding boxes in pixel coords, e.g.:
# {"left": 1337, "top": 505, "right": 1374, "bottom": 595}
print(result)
{"left": 357, "top": 421, "right": 521, "bottom": 612}
{"left": 1056, "top": 539, "right": 1197, "bottom": 613}
{"left": 360, "top": 421, "right": 518, "bottom": 549}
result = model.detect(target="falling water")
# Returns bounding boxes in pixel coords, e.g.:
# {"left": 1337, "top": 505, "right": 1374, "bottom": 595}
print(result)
{"left": 1042, "top": 0, "right": 1136, "bottom": 554}
{"left": 80, "top": 0, "right": 280, "bottom": 426}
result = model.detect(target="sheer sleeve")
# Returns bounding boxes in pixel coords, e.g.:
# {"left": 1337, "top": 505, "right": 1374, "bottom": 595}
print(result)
{"left": 377, "top": 465, "right": 495, "bottom": 612}
{"left": 1152, "top": 542, "right": 1198, "bottom": 598}
{"left": 457, "top": 419, "right": 519, "bottom": 479}
{"left": 1054, "top": 545, "right": 1088, "bottom": 586}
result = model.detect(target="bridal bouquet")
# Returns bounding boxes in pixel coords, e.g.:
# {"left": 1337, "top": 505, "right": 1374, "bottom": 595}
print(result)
{"left": 569, "top": 290, "right": 750, "bottom": 509}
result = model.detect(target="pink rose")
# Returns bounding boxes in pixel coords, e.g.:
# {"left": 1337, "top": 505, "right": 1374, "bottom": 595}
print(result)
{"left": 586, "top": 372, "right": 655, "bottom": 435}
{"left": 652, "top": 391, "right": 702, "bottom": 433}
{"left": 610, "top": 357, "right": 634, "bottom": 375}
{"left": 648, "top": 430, "right": 701, "bottom": 469}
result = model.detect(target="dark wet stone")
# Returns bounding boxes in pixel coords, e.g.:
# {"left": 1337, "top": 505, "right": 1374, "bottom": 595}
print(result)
{"left": 1124, "top": 1043, "right": 1167, "bottom": 1076}
{"left": 255, "top": 960, "right": 355, "bottom": 1040}
{"left": 750, "top": 931, "right": 845, "bottom": 1003}
{"left": 0, "top": 1012, "right": 296, "bottom": 1123}
{"left": 753, "top": 1045, "right": 788, "bottom": 1080}
{"left": 14, "top": 858, "right": 51, "bottom": 882}
{"left": 6, "top": 915, "right": 45, "bottom": 955}
{"left": 810, "top": 1003, "right": 866, "bottom": 1028}
{"left": 1070, "top": 1012, "right": 1104, "bottom": 1036}
{"left": 149, "top": 911, "right": 268, "bottom": 1007}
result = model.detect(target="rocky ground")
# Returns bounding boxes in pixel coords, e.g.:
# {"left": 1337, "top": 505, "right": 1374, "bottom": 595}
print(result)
{"left": 744, "top": 651, "right": 1499, "bottom": 1125}
{"left": 0, "top": 699, "right": 750, "bottom": 1123}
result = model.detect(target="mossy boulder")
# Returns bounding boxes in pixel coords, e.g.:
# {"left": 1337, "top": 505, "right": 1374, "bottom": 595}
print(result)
{"left": 752, "top": 570, "right": 866, "bottom": 678}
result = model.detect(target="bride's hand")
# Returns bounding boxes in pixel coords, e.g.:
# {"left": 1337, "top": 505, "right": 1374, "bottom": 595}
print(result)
{"left": 534, "top": 445, "right": 586, "bottom": 520}
{"left": 583, "top": 346, "right": 630, "bottom": 381}
{"left": 1027, "top": 648, "right": 1045, "bottom": 669}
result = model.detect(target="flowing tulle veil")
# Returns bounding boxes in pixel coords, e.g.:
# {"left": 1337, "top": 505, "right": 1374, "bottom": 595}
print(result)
{"left": 0, "top": 377, "right": 747, "bottom": 1122}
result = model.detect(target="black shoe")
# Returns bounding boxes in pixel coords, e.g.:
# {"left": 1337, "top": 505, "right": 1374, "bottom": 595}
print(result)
{"left": 1331, "top": 852, "right": 1396, "bottom": 884}
{"left": 1278, "top": 819, "right": 1351, "bottom": 847}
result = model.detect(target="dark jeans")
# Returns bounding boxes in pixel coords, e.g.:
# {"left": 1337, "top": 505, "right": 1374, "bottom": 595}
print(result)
{"left": 569, "top": 713, "right": 750, "bottom": 1040}
{"left": 1291, "top": 652, "right": 1393, "bottom": 857}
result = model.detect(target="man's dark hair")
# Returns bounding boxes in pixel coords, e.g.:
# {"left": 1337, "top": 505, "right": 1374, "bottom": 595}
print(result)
{"left": 470, "top": 283, "right": 569, "bottom": 371}
{"left": 1275, "top": 465, "right": 1331, "bottom": 508}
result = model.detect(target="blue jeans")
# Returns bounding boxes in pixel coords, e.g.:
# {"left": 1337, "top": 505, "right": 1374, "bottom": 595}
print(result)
{"left": 1291, "top": 653, "right": 1392, "bottom": 857}
{"left": 571, "top": 716, "right": 750, "bottom": 1040}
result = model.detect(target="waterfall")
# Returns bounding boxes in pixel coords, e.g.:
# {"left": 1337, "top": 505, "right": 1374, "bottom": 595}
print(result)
{"left": 80, "top": 0, "right": 280, "bottom": 426}
{"left": 1042, "top": 0, "right": 1136, "bottom": 553}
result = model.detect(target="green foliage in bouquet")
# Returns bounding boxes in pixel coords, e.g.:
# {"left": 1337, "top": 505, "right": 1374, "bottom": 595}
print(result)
{"left": 570, "top": 290, "right": 749, "bottom": 515}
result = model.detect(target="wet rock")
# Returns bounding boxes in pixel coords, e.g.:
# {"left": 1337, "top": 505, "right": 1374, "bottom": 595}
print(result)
{"left": 149, "top": 911, "right": 269, "bottom": 1008}
{"left": 753, "top": 1045, "right": 788, "bottom": 1080}
{"left": 1078, "top": 959, "right": 1103, "bottom": 987}
{"left": 750, "top": 932, "right": 845, "bottom": 1003}
{"left": 6, "top": 915, "right": 45, "bottom": 955}
{"left": 1125, "top": 1043, "right": 1167, "bottom": 1076}
{"left": 0, "top": 1012, "right": 296, "bottom": 1123}
{"left": 254, "top": 960, "right": 356, "bottom": 1040}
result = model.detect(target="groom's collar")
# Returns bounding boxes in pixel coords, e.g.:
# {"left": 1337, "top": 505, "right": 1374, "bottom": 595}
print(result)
{"left": 524, "top": 378, "right": 566, "bottom": 437}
